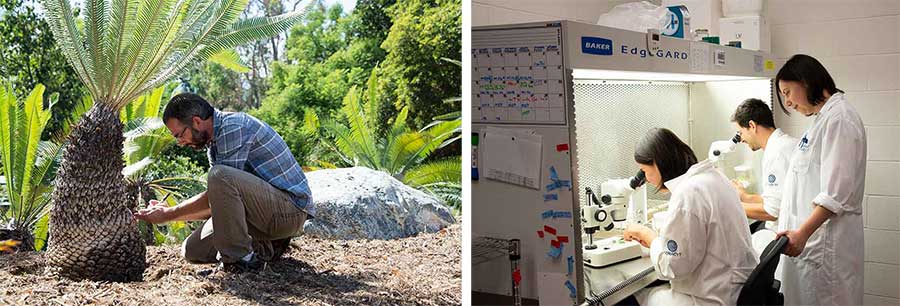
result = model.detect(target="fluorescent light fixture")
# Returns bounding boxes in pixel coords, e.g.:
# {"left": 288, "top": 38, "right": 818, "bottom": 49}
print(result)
{"left": 572, "top": 69, "right": 768, "bottom": 82}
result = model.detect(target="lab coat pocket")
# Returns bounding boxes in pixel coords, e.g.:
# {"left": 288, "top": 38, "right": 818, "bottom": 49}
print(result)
{"left": 797, "top": 226, "right": 827, "bottom": 268}
{"left": 790, "top": 151, "right": 812, "bottom": 175}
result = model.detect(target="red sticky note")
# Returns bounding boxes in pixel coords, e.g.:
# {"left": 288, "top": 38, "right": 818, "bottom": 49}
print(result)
{"left": 551, "top": 239, "right": 561, "bottom": 249}
{"left": 556, "top": 143, "right": 569, "bottom": 152}
{"left": 512, "top": 268, "right": 522, "bottom": 285}
{"left": 537, "top": 230, "right": 544, "bottom": 238}
{"left": 558, "top": 236, "right": 569, "bottom": 243}
{"left": 543, "top": 225, "right": 557, "bottom": 236}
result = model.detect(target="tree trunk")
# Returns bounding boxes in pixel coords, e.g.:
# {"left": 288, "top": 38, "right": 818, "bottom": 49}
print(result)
{"left": 46, "top": 103, "right": 146, "bottom": 282}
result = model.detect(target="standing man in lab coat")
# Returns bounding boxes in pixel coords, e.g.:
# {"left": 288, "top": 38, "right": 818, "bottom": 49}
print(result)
{"left": 623, "top": 128, "right": 758, "bottom": 306}
{"left": 774, "top": 54, "right": 866, "bottom": 306}
{"left": 730, "top": 98, "right": 798, "bottom": 230}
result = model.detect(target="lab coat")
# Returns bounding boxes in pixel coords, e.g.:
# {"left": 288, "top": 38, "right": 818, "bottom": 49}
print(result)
{"left": 636, "top": 159, "right": 759, "bottom": 306}
{"left": 760, "top": 128, "right": 798, "bottom": 230}
{"left": 779, "top": 92, "right": 866, "bottom": 306}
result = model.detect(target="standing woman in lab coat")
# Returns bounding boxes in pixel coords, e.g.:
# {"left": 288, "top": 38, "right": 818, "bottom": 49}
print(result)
{"left": 774, "top": 54, "right": 866, "bottom": 306}
{"left": 623, "top": 128, "right": 758, "bottom": 306}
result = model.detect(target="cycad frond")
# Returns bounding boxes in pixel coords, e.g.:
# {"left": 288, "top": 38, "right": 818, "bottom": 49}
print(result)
{"left": 123, "top": 117, "right": 165, "bottom": 141}
{"left": 339, "top": 87, "right": 378, "bottom": 168}
{"left": 403, "top": 158, "right": 461, "bottom": 188}
{"left": 208, "top": 49, "right": 250, "bottom": 73}
{"left": 19, "top": 85, "right": 51, "bottom": 214}
{"left": 38, "top": 0, "right": 313, "bottom": 110}
{"left": 41, "top": 0, "right": 95, "bottom": 93}
{"left": 0, "top": 82, "right": 60, "bottom": 238}
{"left": 404, "top": 158, "right": 461, "bottom": 210}
{"left": 386, "top": 131, "right": 426, "bottom": 176}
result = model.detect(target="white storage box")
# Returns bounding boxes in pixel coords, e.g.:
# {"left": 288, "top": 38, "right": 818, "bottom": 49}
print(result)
{"left": 719, "top": 15, "right": 770, "bottom": 52}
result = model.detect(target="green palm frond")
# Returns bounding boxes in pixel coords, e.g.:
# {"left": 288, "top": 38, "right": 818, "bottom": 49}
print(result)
{"left": 123, "top": 117, "right": 165, "bottom": 140}
{"left": 39, "top": 0, "right": 314, "bottom": 110}
{"left": 208, "top": 49, "right": 250, "bottom": 73}
{"left": 0, "top": 82, "right": 61, "bottom": 243}
{"left": 120, "top": 84, "right": 176, "bottom": 170}
{"left": 0, "top": 83, "right": 17, "bottom": 207}
{"left": 403, "top": 158, "right": 461, "bottom": 187}
{"left": 320, "top": 120, "right": 360, "bottom": 166}
{"left": 404, "top": 158, "right": 461, "bottom": 212}
{"left": 122, "top": 156, "right": 154, "bottom": 177}
{"left": 31, "top": 141, "right": 64, "bottom": 189}
{"left": 338, "top": 87, "right": 378, "bottom": 168}
{"left": 386, "top": 131, "right": 426, "bottom": 176}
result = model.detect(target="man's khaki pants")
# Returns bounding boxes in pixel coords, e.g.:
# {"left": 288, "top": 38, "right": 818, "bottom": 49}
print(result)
{"left": 182, "top": 165, "right": 308, "bottom": 264}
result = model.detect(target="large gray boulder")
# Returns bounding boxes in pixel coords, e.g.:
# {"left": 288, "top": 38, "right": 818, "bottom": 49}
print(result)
{"left": 302, "top": 167, "right": 456, "bottom": 240}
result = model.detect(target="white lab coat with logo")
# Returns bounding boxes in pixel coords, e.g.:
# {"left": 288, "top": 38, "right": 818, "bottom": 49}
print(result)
{"left": 636, "top": 159, "right": 759, "bottom": 306}
{"left": 779, "top": 92, "right": 866, "bottom": 306}
{"left": 760, "top": 128, "right": 798, "bottom": 229}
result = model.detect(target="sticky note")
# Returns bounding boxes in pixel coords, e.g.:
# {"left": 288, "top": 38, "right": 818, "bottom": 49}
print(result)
{"left": 552, "top": 211, "right": 571, "bottom": 218}
{"left": 551, "top": 239, "right": 560, "bottom": 249}
{"left": 544, "top": 194, "right": 558, "bottom": 201}
{"left": 546, "top": 181, "right": 560, "bottom": 192}
{"left": 556, "top": 143, "right": 569, "bottom": 152}
{"left": 565, "top": 280, "right": 576, "bottom": 298}
{"left": 512, "top": 268, "right": 522, "bottom": 285}
{"left": 558, "top": 236, "right": 569, "bottom": 243}
{"left": 567, "top": 256, "right": 574, "bottom": 275}
{"left": 547, "top": 244, "right": 562, "bottom": 258}
{"left": 542, "top": 210, "right": 554, "bottom": 219}
{"left": 537, "top": 230, "right": 544, "bottom": 238}
{"left": 544, "top": 225, "right": 557, "bottom": 236}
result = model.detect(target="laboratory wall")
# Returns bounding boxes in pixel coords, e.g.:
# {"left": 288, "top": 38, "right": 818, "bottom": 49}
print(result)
{"left": 472, "top": 0, "right": 661, "bottom": 27}
{"left": 767, "top": 1, "right": 900, "bottom": 304}
{"left": 473, "top": 0, "right": 900, "bottom": 304}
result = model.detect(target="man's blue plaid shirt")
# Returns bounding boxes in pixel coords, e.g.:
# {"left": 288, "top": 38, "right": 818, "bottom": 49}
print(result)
{"left": 208, "top": 110, "right": 314, "bottom": 217}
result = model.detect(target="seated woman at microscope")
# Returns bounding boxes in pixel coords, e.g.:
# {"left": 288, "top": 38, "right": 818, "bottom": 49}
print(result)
{"left": 622, "top": 128, "right": 758, "bottom": 306}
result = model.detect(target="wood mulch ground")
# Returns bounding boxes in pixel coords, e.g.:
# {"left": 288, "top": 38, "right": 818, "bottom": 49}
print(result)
{"left": 0, "top": 224, "right": 461, "bottom": 306}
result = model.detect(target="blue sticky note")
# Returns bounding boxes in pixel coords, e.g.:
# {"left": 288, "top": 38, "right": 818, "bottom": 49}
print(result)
{"left": 545, "top": 181, "right": 559, "bottom": 192}
{"left": 565, "top": 280, "right": 577, "bottom": 298}
{"left": 553, "top": 211, "right": 572, "bottom": 218}
{"left": 547, "top": 245, "right": 560, "bottom": 258}
{"left": 544, "top": 194, "right": 558, "bottom": 201}
{"left": 567, "top": 256, "right": 574, "bottom": 275}
{"left": 542, "top": 210, "right": 554, "bottom": 219}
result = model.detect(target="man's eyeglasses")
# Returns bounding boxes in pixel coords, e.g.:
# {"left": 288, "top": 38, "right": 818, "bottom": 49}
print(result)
{"left": 174, "top": 126, "right": 189, "bottom": 139}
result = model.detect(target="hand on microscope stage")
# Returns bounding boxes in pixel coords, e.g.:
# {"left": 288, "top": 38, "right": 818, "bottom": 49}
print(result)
{"left": 623, "top": 223, "right": 657, "bottom": 248}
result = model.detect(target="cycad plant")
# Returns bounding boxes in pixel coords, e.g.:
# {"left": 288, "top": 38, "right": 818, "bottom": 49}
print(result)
{"left": 0, "top": 83, "right": 63, "bottom": 252}
{"left": 40, "top": 0, "right": 311, "bottom": 281}
{"left": 306, "top": 71, "right": 462, "bottom": 211}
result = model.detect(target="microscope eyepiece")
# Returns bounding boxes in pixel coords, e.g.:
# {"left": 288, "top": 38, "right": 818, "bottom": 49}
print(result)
{"left": 731, "top": 131, "right": 742, "bottom": 143}
{"left": 629, "top": 170, "right": 646, "bottom": 189}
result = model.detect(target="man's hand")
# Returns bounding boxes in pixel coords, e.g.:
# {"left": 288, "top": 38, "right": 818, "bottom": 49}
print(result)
{"left": 134, "top": 200, "right": 172, "bottom": 224}
{"left": 776, "top": 230, "right": 806, "bottom": 257}
{"left": 623, "top": 223, "right": 657, "bottom": 248}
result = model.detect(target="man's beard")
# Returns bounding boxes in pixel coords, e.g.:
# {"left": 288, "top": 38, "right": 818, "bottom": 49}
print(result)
{"left": 187, "top": 127, "right": 209, "bottom": 150}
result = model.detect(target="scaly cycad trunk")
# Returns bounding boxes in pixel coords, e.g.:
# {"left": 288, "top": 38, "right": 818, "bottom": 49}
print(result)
{"left": 47, "top": 104, "right": 145, "bottom": 281}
